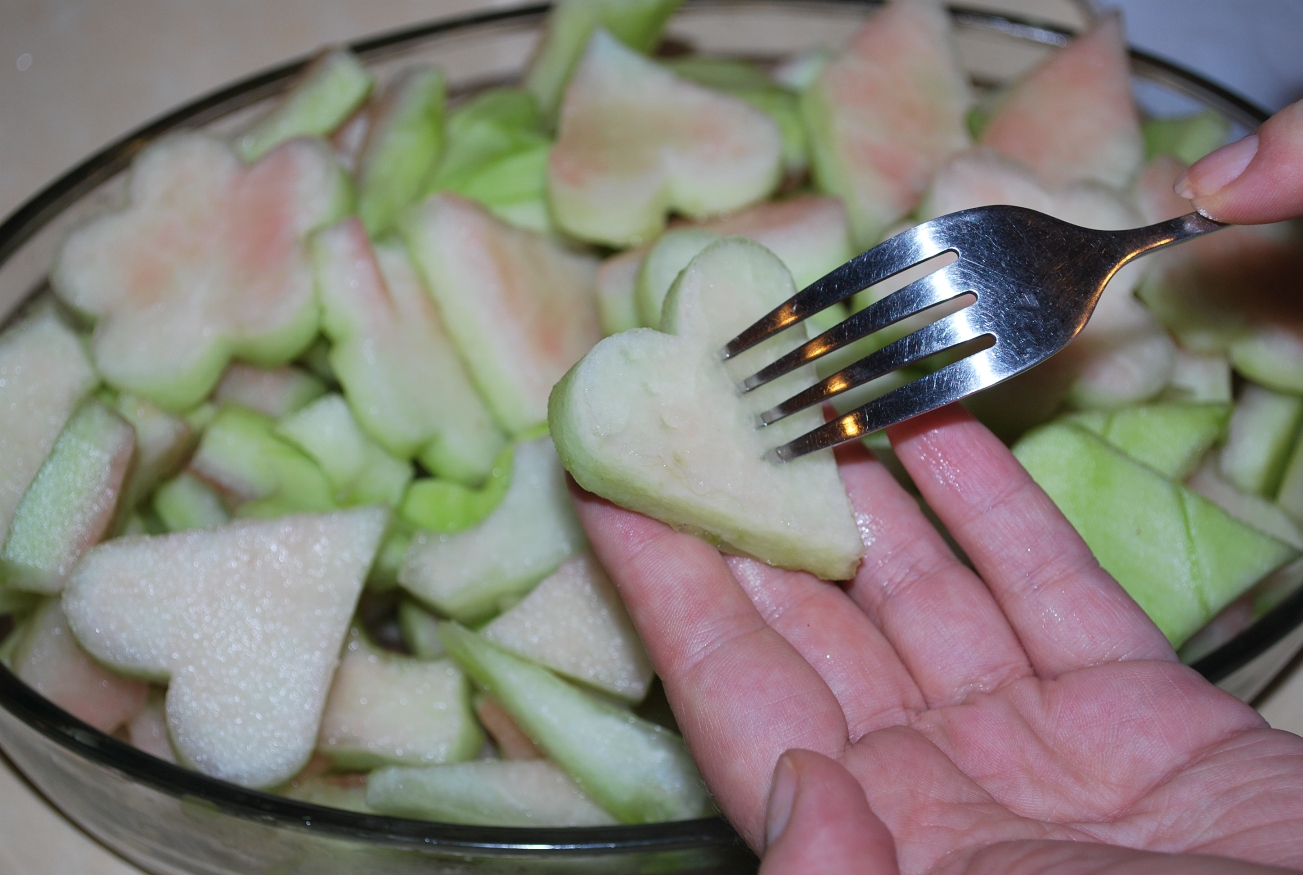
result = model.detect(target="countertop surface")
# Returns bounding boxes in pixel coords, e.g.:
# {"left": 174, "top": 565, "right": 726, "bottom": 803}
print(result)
{"left": 2, "top": 1, "right": 1303, "bottom": 872}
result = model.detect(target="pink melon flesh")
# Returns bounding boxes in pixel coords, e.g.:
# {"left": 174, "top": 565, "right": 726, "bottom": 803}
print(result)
{"left": 401, "top": 193, "right": 601, "bottom": 436}
{"left": 698, "top": 194, "right": 853, "bottom": 290}
{"left": 802, "top": 0, "right": 972, "bottom": 248}
{"left": 980, "top": 14, "right": 1142, "bottom": 188}
{"left": 51, "top": 132, "right": 348, "bottom": 411}
{"left": 213, "top": 362, "right": 326, "bottom": 419}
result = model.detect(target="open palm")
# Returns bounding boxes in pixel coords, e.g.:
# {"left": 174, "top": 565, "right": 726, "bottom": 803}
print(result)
{"left": 572, "top": 405, "right": 1303, "bottom": 874}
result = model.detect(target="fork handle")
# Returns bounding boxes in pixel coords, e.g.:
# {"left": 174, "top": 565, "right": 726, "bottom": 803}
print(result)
{"left": 1114, "top": 211, "right": 1226, "bottom": 263}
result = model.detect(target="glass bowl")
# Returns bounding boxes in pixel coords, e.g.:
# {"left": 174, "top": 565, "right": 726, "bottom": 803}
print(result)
{"left": 0, "top": 2, "right": 1296, "bottom": 873}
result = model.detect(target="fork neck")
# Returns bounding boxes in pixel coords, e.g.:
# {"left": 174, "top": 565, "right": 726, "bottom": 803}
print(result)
{"left": 1114, "top": 211, "right": 1227, "bottom": 263}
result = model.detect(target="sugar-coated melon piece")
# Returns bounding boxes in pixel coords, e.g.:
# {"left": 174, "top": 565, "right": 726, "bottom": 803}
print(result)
{"left": 1064, "top": 402, "right": 1231, "bottom": 480}
{"left": 551, "top": 239, "right": 866, "bottom": 581}
{"left": 801, "top": 0, "right": 971, "bottom": 248}
{"left": 401, "top": 194, "right": 601, "bottom": 436}
{"left": 212, "top": 362, "right": 326, "bottom": 419}
{"left": 128, "top": 688, "right": 177, "bottom": 763}
{"left": 399, "top": 443, "right": 514, "bottom": 534}
{"left": 439, "top": 623, "right": 711, "bottom": 823}
{"left": 62, "top": 508, "right": 388, "bottom": 788}
{"left": 399, "top": 438, "right": 587, "bottom": 623}
{"left": 369, "top": 759, "right": 617, "bottom": 827}
{"left": 1163, "top": 348, "right": 1232, "bottom": 404}
{"left": 356, "top": 66, "right": 446, "bottom": 237}
{"left": 1143, "top": 110, "right": 1230, "bottom": 165}
{"left": 235, "top": 47, "right": 374, "bottom": 162}
{"left": 106, "top": 392, "right": 196, "bottom": 524}
{"left": 980, "top": 14, "right": 1142, "bottom": 188}
{"left": 1218, "top": 384, "right": 1303, "bottom": 498}
{"left": 474, "top": 693, "right": 543, "bottom": 760}
{"left": 152, "top": 471, "right": 231, "bottom": 532}
{"left": 1187, "top": 458, "right": 1303, "bottom": 551}
{"left": 1014, "top": 423, "right": 1297, "bottom": 646}
{"left": 547, "top": 30, "right": 782, "bottom": 247}
{"left": 1, "top": 400, "right": 135, "bottom": 594}
{"left": 0, "top": 304, "right": 99, "bottom": 541}
{"left": 11, "top": 599, "right": 147, "bottom": 733}
{"left": 398, "top": 598, "right": 446, "bottom": 659}
{"left": 52, "top": 132, "right": 350, "bottom": 411}
{"left": 596, "top": 247, "right": 645, "bottom": 336}
{"left": 482, "top": 551, "right": 653, "bottom": 702}
{"left": 525, "top": 0, "right": 684, "bottom": 123}
{"left": 276, "top": 395, "right": 413, "bottom": 508}
{"left": 317, "top": 628, "right": 482, "bottom": 769}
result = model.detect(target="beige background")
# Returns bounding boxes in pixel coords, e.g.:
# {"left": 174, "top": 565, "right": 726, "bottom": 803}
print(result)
{"left": 3, "top": 1, "right": 1303, "bottom": 872}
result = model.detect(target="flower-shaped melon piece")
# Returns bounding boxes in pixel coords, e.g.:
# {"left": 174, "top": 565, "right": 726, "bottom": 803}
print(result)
{"left": 801, "top": 0, "right": 972, "bottom": 249}
{"left": 549, "top": 238, "right": 864, "bottom": 582}
{"left": 62, "top": 507, "right": 388, "bottom": 788}
{"left": 52, "top": 132, "right": 351, "bottom": 411}
{"left": 547, "top": 29, "right": 783, "bottom": 247}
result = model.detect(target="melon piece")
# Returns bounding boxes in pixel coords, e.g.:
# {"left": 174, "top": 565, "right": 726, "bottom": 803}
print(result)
{"left": 771, "top": 47, "right": 833, "bottom": 93}
{"left": 1218, "top": 384, "right": 1303, "bottom": 498}
{"left": 398, "top": 598, "right": 445, "bottom": 659}
{"left": 212, "top": 363, "right": 326, "bottom": 419}
{"left": 1, "top": 400, "right": 135, "bottom": 594}
{"left": 474, "top": 693, "right": 542, "bottom": 760}
{"left": 400, "top": 193, "right": 601, "bottom": 436}
{"left": 400, "top": 443, "right": 514, "bottom": 534}
{"left": 317, "top": 628, "right": 482, "bottom": 769}
{"left": 1014, "top": 423, "right": 1298, "bottom": 646}
{"left": 369, "top": 759, "right": 616, "bottom": 827}
{"left": 330, "top": 106, "right": 371, "bottom": 174}
{"left": 482, "top": 551, "right": 653, "bottom": 702}
{"left": 423, "top": 89, "right": 547, "bottom": 195}
{"left": 398, "top": 438, "right": 587, "bottom": 623}
{"left": 276, "top": 395, "right": 413, "bottom": 508}
{"left": 355, "top": 66, "right": 445, "bottom": 237}
{"left": 235, "top": 47, "right": 374, "bottom": 162}
{"left": 1064, "top": 402, "right": 1231, "bottom": 480}
{"left": 51, "top": 132, "right": 350, "bottom": 411}
{"left": 188, "top": 404, "right": 336, "bottom": 515}
{"left": 152, "top": 471, "right": 231, "bottom": 532}
{"left": 441, "top": 141, "right": 554, "bottom": 233}
{"left": 128, "top": 688, "right": 177, "bottom": 763}
{"left": 11, "top": 598, "right": 147, "bottom": 733}
{"left": 979, "top": 14, "right": 1142, "bottom": 188}
{"left": 439, "top": 622, "right": 711, "bottom": 823}
{"left": 107, "top": 392, "right": 196, "bottom": 524}
{"left": 313, "top": 218, "right": 506, "bottom": 483}
{"left": 801, "top": 0, "right": 972, "bottom": 248}
{"left": 547, "top": 30, "right": 782, "bottom": 247}
{"left": 1278, "top": 434, "right": 1303, "bottom": 524}
{"left": 1143, "top": 110, "right": 1230, "bottom": 165}
{"left": 524, "top": 0, "right": 684, "bottom": 123}
{"left": 1187, "top": 458, "right": 1303, "bottom": 551}
{"left": 280, "top": 773, "right": 373, "bottom": 813}
{"left": 1162, "top": 348, "right": 1232, "bottom": 404}
{"left": 0, "top": 304, "right": 99, "bottom": 542}
{"left": 635, "top": 228, "right": 723, "bottom": 330}
{"left": 1229, "top": 327, "right": 1303, "bottom": 395}
{"left": 550, "top": 239, "right": 868, "bottom": 582}
{"left": 62, "top": 508, "right": 388, "bottom": 788}
{"left": 596, "top": 247, "right": 645, "bottom": 336}
{"left": 0, "top": 589, "right": 39, "bottom": 622}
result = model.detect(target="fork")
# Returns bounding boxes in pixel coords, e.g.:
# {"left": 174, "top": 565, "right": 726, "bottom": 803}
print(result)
{"left": 723, "top": 205, "right": 1224, "bottom": 461}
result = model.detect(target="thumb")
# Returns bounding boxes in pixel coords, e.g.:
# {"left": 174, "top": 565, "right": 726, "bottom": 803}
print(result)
{"left": 758, "top": 749, "right": 898, "bottom": 875}
{"left": 1176, "top": 98, "right": 1303, "bottom": 224}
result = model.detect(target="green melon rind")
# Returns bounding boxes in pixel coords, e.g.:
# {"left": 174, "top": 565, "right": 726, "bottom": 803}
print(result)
{"left": 212, "top": 363, "right": 327, "bottom": 420}
{"left": 356, "top": 66, "right": 446, "bottom": 237}
{"left": 398, "top": 598, "right": 446, "bottom": 659}
{"left": 1064, "top": 403, "right": 1231, "bottom": 481}
{"left": 400, "top": 443, "right": 514, "bottom": 534}
{"left": 235, "top": 48, "right": 375, "bottom": 162}
{"left": 437, "top": 622, "right": 711, "bottom": 824}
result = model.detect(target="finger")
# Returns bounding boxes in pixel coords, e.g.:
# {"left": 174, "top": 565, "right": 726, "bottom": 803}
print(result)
{"left": 724, "top": 554, "right": 925, "bottom": 741}
{"left": 838, "top": 441, "right": 1033, "bottom": 706}
{"left": 888, "top": 405, "right": 1173, "bottom": 677}
{"left": 1177, "top": 98, "right": 1303, "bottom": 224}
{"left": 758, "top": 749, "right": 898, "bottom": 875}
{"left": 571, "top": 485, "right": 846, "bottom": 848}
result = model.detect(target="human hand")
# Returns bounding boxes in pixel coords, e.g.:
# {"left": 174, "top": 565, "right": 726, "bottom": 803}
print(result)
{"left": 572, "top": 404, "right": 1303, "bottom": 874}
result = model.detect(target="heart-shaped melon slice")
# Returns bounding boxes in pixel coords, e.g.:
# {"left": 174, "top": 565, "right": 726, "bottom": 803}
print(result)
{"left": 547, "top": 29, "right": 783, "bottom": 246}
{"left": 549, "top": 238, "right": 863, "bottom": 581}
{"left": 62, "top": 507, "right": 387, "bottom": 788}
{"left": 51, "top": 132, "right": 350, "bottom": 411}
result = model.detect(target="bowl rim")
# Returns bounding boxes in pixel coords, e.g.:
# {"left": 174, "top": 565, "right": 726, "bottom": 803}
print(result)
{"left": 0, "top": 0, "right": 1283, "bottom": 859}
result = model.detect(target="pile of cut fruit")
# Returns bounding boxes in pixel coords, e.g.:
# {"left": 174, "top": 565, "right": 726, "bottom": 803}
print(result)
{"left": 2, "top": 0, "right": 1301, "bottom": 828}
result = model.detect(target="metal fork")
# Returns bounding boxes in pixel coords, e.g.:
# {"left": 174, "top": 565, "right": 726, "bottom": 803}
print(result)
{"left": 724, "top": 205, "right": 1224, "bottom": 461}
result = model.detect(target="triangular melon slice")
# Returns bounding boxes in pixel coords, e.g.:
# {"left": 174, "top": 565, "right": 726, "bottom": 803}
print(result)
{"left": 547, "top": 30, "right": 783, "bottom": 247}
{"left": 979, "top": 14, "right": 1143, "bottom": 188}
{"left": 1064, "top": 402, "right": 1231, "bottom": 480}
{"left": 400, "top": 193, "right": 601, "bottom": 436}
{"left": 549, "top": 238, "right": 863, "bottom": 581}
{"left": 801, "top": 0, "right": 972, "bottom": 248}
{"left": 0, "top": 303, "right": 99, "bottom": 541}
{"left": 62, "top": 507, "right": 388, "bottom": 788}
{"left": 482, "top": 551, "right": 653, "bottom": 702}
{"left": 51, "top": 132, "right": 350, "bottom": 411}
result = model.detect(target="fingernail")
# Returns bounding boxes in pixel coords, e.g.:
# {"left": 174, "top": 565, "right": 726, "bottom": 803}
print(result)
{"left": 765, "top": 754, "right": 798, "bottom": 846}
{"left": 1174, "top": 134, "right": 1258, "bottom": 200}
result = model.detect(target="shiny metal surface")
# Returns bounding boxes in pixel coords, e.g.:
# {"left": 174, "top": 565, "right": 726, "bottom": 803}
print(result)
{"left": 726, "top": 206, "right": 1225, "bottom": 461}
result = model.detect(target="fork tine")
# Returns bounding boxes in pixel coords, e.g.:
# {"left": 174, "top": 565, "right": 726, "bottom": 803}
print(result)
{"left": 772, "top": 346, "right": 1003, "bottom": 461}
{"left": 758, "top": 307, "right": 989, "bottom": 425}
{"left": 723, "top": 223, "right": 953, "bottom": 360}
{"left": 741, "top": 262, "right": 967, "bottom": 392}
